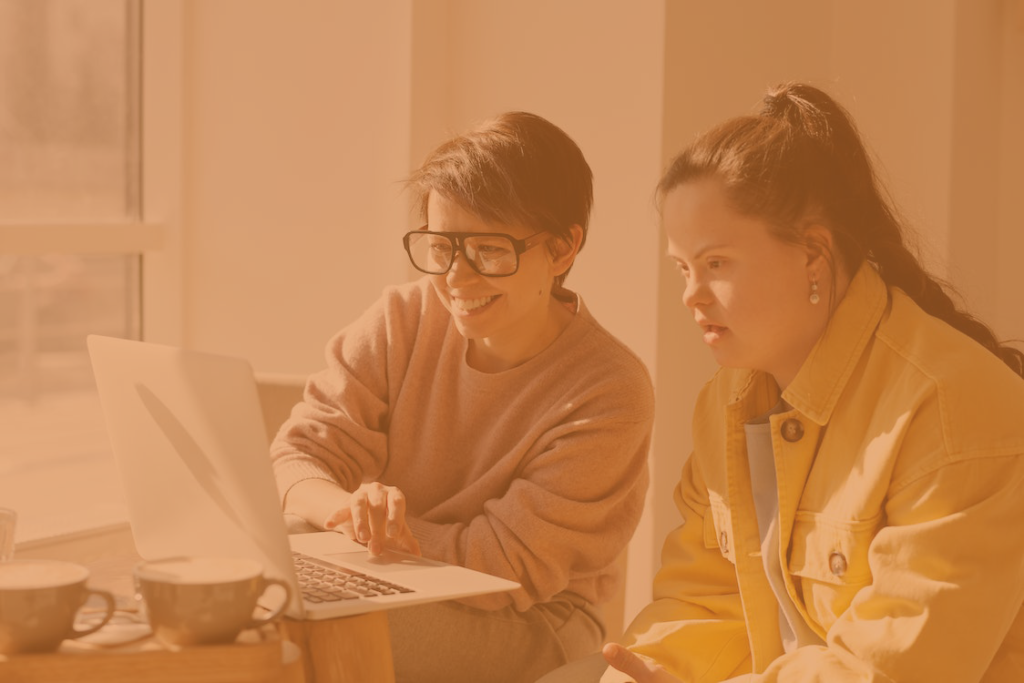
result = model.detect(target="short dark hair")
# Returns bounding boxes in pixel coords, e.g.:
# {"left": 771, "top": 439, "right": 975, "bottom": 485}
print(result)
{"left": 407, "top": 111, "right": 593, "bottom": 287}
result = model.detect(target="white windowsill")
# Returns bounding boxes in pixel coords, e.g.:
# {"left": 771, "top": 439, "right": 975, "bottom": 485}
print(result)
{"left": 0, "top": 390, "right": 130, "bottom": 546}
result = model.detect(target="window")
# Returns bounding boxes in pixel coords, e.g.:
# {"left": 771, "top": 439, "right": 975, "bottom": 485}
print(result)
{"left": 0, "top": 0, "right": 175, "bottom": 545}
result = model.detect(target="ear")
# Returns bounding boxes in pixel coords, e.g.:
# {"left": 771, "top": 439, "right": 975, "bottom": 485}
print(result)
{"left": 549, "top": 224, "right": 584, "bottom": 278}
{"left": 801, "top": 223, "right": 835, "bottom": 282}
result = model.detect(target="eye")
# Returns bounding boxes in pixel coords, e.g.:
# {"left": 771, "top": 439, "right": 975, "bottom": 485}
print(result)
{"left": 707, "top": 259, "right": 722, "bottom": 270}
{"left": 468, "top": 236, "right": 515, "bottom": 261}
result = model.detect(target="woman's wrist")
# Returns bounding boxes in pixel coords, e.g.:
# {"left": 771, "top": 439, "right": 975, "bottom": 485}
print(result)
{"left": 283, "top": 477, "right": 352, "bottom": 529}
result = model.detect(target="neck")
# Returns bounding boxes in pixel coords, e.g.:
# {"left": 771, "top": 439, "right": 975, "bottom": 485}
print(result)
{"left": 467, "top": 297, "right": 575, "bottom": 373}
{"left": 773, "top": 266, "right": 853, "bottom": 391}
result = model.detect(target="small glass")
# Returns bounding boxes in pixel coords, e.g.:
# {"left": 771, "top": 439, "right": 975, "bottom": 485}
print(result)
{"left": 0, "top": 508, "right": 16, "bottom": 562}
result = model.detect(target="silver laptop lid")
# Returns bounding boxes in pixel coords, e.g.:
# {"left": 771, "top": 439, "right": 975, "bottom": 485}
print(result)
{"left": 86, "top": 335, "right": 303, "bottom": 615}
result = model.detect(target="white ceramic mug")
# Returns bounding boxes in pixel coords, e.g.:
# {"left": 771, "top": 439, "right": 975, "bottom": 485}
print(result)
{"left": 134, "top": 556, "right": 291, "bottom": 647}
{"left": 0, "top": 559, "right": 117, "bottom": 654}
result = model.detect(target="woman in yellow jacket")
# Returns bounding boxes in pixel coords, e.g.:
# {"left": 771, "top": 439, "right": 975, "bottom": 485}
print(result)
{"left": 544, "top": 82, "right": 1024, "bottom": 682}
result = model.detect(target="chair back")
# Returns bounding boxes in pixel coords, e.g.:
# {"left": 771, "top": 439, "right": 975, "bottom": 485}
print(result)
{"left": 254, "top": 372, "right": 307, "bottom": 442}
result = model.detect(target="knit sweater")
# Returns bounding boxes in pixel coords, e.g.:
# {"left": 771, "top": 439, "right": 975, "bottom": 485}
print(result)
{"left": 270, "top": 277, "right": 654, "bottom": 612}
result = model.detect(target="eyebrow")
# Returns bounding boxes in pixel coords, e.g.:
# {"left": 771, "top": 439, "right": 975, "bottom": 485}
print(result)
{"left": 665, "top": 243, "right": 732, "bottom": 262}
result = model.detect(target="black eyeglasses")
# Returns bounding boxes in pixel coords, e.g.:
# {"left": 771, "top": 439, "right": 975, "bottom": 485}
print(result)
{"left": 402, "top": 227, "right": 548, "bottom": 277}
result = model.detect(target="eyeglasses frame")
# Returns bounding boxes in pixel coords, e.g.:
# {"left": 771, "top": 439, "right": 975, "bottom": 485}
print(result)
{"left": 402, "top": 226, "right": 549, "bottom": 278}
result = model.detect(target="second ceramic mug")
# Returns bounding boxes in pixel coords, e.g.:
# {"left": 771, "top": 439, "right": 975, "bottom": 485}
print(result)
{"left": 134, "top": 556, "right": 291, "bottom": 647}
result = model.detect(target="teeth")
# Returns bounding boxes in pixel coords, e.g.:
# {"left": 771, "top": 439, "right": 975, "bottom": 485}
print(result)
{"left": 453, "top": 296, "right": 496, "bottom": 312}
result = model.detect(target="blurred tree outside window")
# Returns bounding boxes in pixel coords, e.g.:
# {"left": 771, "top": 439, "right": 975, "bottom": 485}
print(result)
{"left": 0, "top": 0, "right": 141, "bottom": 543}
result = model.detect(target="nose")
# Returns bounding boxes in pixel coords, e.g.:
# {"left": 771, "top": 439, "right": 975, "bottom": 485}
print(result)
{"left": 681, "top": 272, "right": 710, "bottom": 310}
{"left": 445, "top": 249, "right": 479, "bottom": 287}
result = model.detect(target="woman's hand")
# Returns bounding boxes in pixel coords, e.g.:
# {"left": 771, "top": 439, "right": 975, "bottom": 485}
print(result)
{"left": 603, "top": 643, "right": 683, "bottom": 683}
{"left": 324, "top": 481, "right": 421, "bottom": 558}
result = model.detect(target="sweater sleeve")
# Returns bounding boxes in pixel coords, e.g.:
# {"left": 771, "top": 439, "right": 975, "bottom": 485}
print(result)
{"left": 407, "top": 372, "right": 654, "bottom": 613}
{"left": 600, "top": 453, "right": 753, "bottom": 683}
{"left": 270, "top": 288, "right": 405, "bottom": 502}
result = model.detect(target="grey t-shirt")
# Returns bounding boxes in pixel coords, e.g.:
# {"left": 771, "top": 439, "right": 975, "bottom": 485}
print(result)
{"left": 745, "top": 402, "right": 826, "bottom": 653}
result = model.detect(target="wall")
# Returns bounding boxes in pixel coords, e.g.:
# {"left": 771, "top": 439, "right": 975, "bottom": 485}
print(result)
{"left": 996, "top": 0, "right": 1024, "bottom": 342}
{"left": 181, "top": 1, "right": 413, "bottom": 373}
{"left": 173, "top": 0, "right": 1024, "bottom": 628}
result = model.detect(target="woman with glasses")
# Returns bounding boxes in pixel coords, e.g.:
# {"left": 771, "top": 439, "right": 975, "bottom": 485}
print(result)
{"left": 542, "top": 82, "right": 1024, "bottom": 683}
{"left": 270, "top": 111, "right": 655, "bottom": 683}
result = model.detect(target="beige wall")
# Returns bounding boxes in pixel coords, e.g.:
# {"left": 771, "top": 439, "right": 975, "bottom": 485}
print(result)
{"left": 171, "top": 0, "right": 1024, "bottom": 626}
{"left": 996, "top": 1, "right": 1024, "bottom": 342}
{"left": 181, "top": 2, "right": 413, "bottom": 372}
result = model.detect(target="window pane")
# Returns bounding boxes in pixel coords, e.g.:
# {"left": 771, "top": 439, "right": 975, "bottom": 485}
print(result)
{"left": 0, "top": 254, "right": 140, "bottom": 542}
{"left": 0, "top": 0, "right": 140, "bottom": 544}
{"left": 0, "top": 255, "right": 139, "bottom": 397}
{"left": 0, "top": 0, "right": 139, "bottom": 221}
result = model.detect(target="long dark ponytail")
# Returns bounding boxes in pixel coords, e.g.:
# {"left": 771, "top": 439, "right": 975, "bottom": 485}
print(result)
{"left": 659, "top": 82, "right": 1024, "bottom": 377}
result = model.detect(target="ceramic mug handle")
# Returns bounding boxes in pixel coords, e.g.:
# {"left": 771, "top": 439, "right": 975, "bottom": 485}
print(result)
{"left": 68, "top": 587, "right": 117, "bottom": 639}
{"left": 246, "top": 577, "right": 292, "bottom": 628}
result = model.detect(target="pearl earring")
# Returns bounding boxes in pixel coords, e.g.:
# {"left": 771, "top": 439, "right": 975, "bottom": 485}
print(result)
{"left": 809, "top": 280, "right": 820, "bottom": 305}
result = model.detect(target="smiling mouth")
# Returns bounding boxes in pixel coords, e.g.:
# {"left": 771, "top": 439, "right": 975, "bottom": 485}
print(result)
{"left": 452, "top": 295, "right": 498, "bottom": 313}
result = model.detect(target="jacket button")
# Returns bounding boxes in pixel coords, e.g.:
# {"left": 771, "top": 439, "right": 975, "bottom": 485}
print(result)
{"left": 719, "top": 531, "right": 729, "bottom": 554}
{"left": 781, "top": 418, "right": 804, "bottom": 442}
{"left": 829, "top": 551, "right": 847, "bottom": 577}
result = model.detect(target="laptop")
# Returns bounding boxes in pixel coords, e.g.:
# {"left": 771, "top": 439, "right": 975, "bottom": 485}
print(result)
{"left": 86, "top": 334, "right": 519, "bottom": 620}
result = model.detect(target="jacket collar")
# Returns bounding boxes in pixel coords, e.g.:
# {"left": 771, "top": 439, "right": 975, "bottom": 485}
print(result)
{"left": 779, "top": 263, "right": 889, "bottom": 426}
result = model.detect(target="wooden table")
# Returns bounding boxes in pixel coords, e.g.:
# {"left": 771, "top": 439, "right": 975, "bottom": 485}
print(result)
{"left": 0, "top": 624, "right": 300, "bottom": 683}
{"left": 3, "top": 537, "right": 396, "bottom": 683}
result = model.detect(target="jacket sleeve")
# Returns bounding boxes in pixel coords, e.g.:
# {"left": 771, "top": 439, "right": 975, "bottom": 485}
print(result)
{"left": 406, "top": 378, "right": 654, "bottom": 612}
{"left": 724, "top": 453, "right": 1024, "bottom": 683}
{"left": 602, "top": 453, "right": 753, "bottom": 683}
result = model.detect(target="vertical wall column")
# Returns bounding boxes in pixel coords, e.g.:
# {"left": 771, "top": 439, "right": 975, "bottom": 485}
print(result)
{"left": 993, "top": 0, "right": 1024, "bottom": 343}
{"left": 655, "top": 0, "right": 833, "bottom": 599}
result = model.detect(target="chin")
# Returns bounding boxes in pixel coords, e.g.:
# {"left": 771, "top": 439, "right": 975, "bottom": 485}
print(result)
{"left": 710, "top": 352, "right": 745, "bottom": 370}
{"left": 450, "top": 317, "right": 489, "bottom": 341}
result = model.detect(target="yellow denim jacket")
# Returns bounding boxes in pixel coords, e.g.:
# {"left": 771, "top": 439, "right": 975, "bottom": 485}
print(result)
{"left": 607, "top": 265, "right": 1024, "bottom": 682}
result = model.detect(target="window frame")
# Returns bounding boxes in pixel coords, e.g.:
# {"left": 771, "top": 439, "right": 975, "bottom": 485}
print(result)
{"left": 2, "top": 0, "right": 183, "bottom": 549}
{"left": 0, "top": 0, "right": 183, "bottom": 346}
{"left": 138, "top": 0, "right": 183, "bottom": 346}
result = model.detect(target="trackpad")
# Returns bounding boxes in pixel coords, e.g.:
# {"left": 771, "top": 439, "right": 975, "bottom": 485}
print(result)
{"left": 323, "top": 549, "right": 446, "bottom": 575}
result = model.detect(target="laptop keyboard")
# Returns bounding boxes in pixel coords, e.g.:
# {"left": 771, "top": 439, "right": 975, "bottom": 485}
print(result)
{"left": 292, "top": 552, "right": 415, "bottom": 603}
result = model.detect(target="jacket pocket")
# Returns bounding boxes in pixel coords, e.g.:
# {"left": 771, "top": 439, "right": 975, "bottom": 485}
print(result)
{"left": 704, "top": 495, "right": 736, "bottom": 564}
{"left": 787, "top": 511, "right": 881, "bottom": 634}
